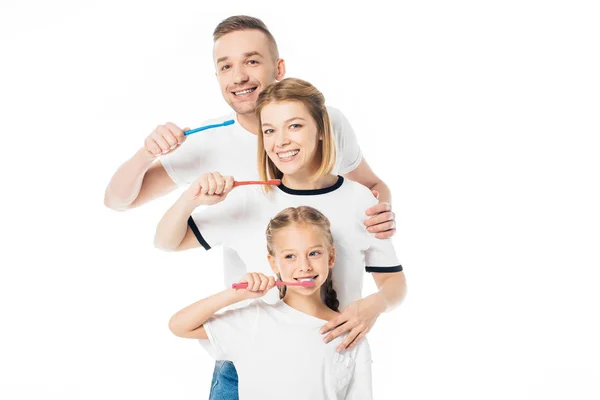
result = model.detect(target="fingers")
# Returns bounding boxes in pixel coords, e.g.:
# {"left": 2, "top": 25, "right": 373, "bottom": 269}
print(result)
{"left": 224, "top": 176, "right": 235, "bottom": 194}
{"left": 375, "top": 228, "right": 396, "bottom": 239}
{"left": 320, "top": 315, "right": 344, "bottom": 335}
{"left": 144, "top": 122, "right": 187, "bottom": 157}
{"left": 343, "top": 329, "right": 368, "bottom": 351}
{"left": 365, "top": 201, "right": 391, "bottom": 217}
{"left": 323, "top": 320, "right": 355, "bottom": 344}
{"left": 240, "top": 273, "right": 274, "bottom": 293}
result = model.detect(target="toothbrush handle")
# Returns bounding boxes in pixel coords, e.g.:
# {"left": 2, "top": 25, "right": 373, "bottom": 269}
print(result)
{"left": 231, "top": 281, "right": 309, "bottom": 289}
{"left": 233, "top": 179, "right": 281, "bottom": 187}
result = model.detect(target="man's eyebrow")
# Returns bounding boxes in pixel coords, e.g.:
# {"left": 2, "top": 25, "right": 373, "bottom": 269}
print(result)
{"left": 217, "top": 51, "right": 264, "bottom": 65}
{"left": 244, "top": 51, "right": 264, "bottom": 58}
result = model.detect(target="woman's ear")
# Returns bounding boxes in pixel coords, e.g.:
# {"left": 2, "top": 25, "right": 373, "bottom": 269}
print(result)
{"left": 268, "top": 254, "right": 280, "bottom": 274}
{"left": 328, "top": 247, "right": 336, "bottom": 268}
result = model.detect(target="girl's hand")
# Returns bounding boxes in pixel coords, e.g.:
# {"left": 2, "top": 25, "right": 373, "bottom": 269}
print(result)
{"left": 184, "top": 172, "right": 234, "bottom": 207}
{"left": 233, "top": 273, "right": 276, "bottom": 300}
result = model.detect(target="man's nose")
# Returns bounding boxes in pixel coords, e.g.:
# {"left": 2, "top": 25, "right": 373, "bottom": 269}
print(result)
{"left": 233, "top": 65, "right": 249, "bottom": 84}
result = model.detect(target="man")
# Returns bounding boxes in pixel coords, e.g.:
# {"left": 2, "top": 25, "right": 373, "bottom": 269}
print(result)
{"left": 104, "top": 15, "right": 402, "bottom": 400}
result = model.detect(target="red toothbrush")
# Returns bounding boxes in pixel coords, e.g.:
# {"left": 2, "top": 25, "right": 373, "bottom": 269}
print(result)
{"left": 233, "top": 179, "right": 281, "bottom": 187}
{"left": 232, "top": 279, "right": 314, "bottom": 289}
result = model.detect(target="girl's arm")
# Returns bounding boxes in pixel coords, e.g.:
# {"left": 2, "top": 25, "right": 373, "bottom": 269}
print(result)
{"left": 169, "top": 273, "right": 276, "bottom": 339}
{"left": 154, "top": 172, "right": 235, "bottom": 251}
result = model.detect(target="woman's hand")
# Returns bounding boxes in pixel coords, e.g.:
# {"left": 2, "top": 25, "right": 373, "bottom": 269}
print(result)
{"left": 233, "top": 273, "right": 277, "bottom": 301}
{"left": 320, "top": 294, "right": 386, "bottom": 352}
{"left": 184, "top": 172, "right": 235, "bottom": 207}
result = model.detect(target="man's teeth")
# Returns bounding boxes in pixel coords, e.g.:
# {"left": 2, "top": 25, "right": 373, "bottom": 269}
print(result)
{"left": 279, "top": 150, "right": 299, "bottom": 159}
{"left": 234, "top": 88, "right": 256, "bottom": 96}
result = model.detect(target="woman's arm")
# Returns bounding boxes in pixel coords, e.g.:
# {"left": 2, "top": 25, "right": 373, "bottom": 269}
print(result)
{"left": 169, "top": 273, "right": 276, "bottom": 339}
{"left": 153, "top": 172, "right": 235, "bottom": 251}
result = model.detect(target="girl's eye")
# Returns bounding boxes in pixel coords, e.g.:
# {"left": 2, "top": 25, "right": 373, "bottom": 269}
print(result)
{"left": 309, "top": 251, "right": 321, "bottom": 257}
{"left": 284, "top": 254, "right": 296, "bottom": 259}
{"left": 263, "top": 129, "right": 274, "bottom": 135}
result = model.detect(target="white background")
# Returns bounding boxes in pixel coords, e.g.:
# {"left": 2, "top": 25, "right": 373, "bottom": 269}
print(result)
{"left": 1, "top": 0, "right": 599, "bottom": 399}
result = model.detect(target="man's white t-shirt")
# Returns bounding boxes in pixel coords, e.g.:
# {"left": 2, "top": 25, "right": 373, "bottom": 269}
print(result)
{"left": 160, "top": 106, "right": 364, "bottom": 287}
{"left": 188, "top": 176, "right": 402, "bottom": 308}
{"left": 200, "top": 299, "right": 373, "bottom": 400}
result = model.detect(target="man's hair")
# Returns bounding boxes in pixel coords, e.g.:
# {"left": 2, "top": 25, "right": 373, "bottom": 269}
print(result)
{"left": 213, "top": 15, "right": 279, "bottom": 60}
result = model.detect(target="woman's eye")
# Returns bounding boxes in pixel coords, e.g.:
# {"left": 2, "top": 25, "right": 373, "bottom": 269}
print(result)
{"left": 263, "top": 129, "right": 274, "bottom": 135}
{"left": 290, "top": 124, "right": 302, "bottom": 129}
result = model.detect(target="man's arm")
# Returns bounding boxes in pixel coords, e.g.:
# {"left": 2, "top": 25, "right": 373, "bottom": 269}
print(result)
{"left": 103, "top": 122, "right": 187, "bottom": 211}
{"left": 343, "top": 158, "right": 396, "bottom": 238}
{"left": 104, "top": 153, "right": 177, "bottom": 211}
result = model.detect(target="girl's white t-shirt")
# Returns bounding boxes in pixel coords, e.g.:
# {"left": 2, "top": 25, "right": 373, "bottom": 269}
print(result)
{"left": 200, "top": 299, "right": 373, "bottom": 400}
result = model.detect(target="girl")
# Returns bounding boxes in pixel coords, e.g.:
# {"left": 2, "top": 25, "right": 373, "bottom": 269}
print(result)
{"left": 155, "top": 78, "right": 406, "bottom": 396}
{"left": 169, "top": 206, "right": 373, "bottom": 400}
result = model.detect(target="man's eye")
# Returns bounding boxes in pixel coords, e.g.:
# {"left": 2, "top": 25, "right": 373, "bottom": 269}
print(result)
{"left": 220, "top": 65, "right": 230, "bottom": 71}
{"left": 247, "top": 60, "right": 259, "bottom": 65}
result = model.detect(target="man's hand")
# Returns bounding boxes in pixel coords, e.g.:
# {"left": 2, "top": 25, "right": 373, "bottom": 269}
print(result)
{"left": 320, "top": 294, "right": 386, "bottom": 352}
{"left": 365, "top": 190, "right": 396, "bottom": 239}
{"left": 144, "top": 122, "right": 189, "bottom": 158}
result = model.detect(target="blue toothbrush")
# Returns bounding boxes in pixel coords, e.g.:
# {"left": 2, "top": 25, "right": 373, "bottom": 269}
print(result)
{"left": 184, "top": 119, "right": 235, "bottom": 136}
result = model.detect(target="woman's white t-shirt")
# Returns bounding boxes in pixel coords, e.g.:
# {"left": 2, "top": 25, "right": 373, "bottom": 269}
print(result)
{"left": 200, "top": 299, "right": 373, "bottom": 400}
{"left": 188, "top": 176, "right": 403, "bottom": 308}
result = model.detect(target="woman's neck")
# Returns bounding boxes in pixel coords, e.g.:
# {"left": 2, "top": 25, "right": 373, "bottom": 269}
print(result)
{"left": 283, "top": 291, "right": 333, "bottom": 318}
{"left": 281, "top": 173, "right": 338, "bottom": 190}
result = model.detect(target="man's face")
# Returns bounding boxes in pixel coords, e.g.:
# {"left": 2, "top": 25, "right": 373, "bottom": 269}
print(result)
{"left": 213, "top": 30, "right": 283, "bottom": 116}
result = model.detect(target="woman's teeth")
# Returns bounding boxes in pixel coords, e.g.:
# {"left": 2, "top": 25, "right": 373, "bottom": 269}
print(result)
{"left": 279, "top": 150, "right": 299, "bottom": 160}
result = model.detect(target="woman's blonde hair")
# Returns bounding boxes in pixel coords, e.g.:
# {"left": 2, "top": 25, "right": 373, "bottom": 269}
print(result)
{"left": 256, "top": 78, "right": 337, "bottom": 191}
{"left": 265, "top": 206, "right": 339, "bottom": 312}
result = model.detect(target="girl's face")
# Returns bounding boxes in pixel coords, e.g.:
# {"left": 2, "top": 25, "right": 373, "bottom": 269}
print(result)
{"left": 260, "top": 101, "right": 322, "bottom": 178}
{"left": 268, "top": 223, "right": 334, "bottom": 296}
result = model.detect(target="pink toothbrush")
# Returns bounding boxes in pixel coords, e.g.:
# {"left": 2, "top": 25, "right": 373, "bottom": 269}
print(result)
{"left": 232, "top": 279, "right": 314, "bottom": 289}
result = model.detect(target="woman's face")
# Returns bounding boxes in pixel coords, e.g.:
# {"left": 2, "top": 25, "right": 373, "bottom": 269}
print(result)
{"left": 268, "top": 223, "right": 334, "bottom": 296}
{"left": 261, "top": 101, "right": 322, "bottom": 178}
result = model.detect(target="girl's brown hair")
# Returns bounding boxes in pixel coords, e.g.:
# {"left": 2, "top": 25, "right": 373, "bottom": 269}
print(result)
{"left": 256, "top": 78, "right": 337, "bottom": 191}
{"left": 265, "top": 206, "right": 339, "bottom": 312}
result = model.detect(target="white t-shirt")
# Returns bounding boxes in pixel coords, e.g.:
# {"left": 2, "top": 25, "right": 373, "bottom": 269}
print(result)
{"left": 188, "top": 176, "right": 402, "bottom": 308}
{"left": 161, "top": 107, "right": 364, "bottom": 287}
{"left": 200, "top": 299, "right": 373, "bottom": 400}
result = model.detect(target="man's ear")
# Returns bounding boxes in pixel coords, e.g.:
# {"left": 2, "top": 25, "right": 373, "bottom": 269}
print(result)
{"left": 275, "top": 58, "right": 286, "bottom": 81}
{"left": 268, "top": 254, "right": 280, "bottom": 274}
{"left": 328, "top": 247, "right": 336, "bottom": 268}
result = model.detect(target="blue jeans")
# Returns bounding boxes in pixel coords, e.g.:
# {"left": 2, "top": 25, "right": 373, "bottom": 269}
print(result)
{"left": 209, "top": 360, "right": 238, "bottom": 400}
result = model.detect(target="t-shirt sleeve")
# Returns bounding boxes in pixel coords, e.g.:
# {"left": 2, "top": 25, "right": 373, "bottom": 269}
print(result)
{"left": 159, "top": 135, "right": 207, "bottom": 186}
{"left": 359, "top": 187, "right": 403, "bottom": 273}
{"left": 187, "top": 188, "right": 249, "bottom": 250}
{"left": 345, "top": 340, "right": 374, "bottom": 400}
{"left": 198, "top": 301, "right": 260, "bottom": 363}
{"left": 328, "top": 106, "right": 363, "bottom": 175}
